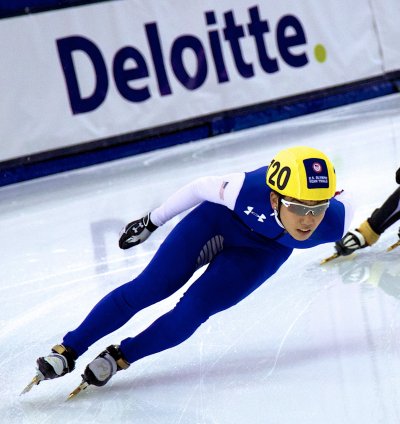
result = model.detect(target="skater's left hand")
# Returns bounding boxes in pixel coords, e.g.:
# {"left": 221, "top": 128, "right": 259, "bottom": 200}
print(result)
{"left": 119, "top": 213, "right": 158, "bottom": 249}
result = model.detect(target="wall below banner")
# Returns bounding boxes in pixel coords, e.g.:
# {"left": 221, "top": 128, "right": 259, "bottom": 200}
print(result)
{"left": 1, "top": 72, "right": 399, "bottom": 187}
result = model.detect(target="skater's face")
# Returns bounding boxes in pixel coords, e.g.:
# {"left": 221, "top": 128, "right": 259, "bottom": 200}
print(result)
{"left": 270, "top": 192, "right": 328, "bottom": 241}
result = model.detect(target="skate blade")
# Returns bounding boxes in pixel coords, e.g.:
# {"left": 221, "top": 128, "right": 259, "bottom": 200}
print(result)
{"left": 387, "top": 240, "right": 400, "bottom": 252}
{"left": 20, "top": 374, "right": 43, "bottom": 395}
{"left": 320, "top": 252, "right": 339, "bottom": 264}
{"left": 67, "top": 380, "right": 89, "bottom": 400}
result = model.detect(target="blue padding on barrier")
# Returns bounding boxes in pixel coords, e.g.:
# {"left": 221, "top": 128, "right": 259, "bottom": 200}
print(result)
{"left": 210, "top": 80, "right": 394, "bottom": 134}
{"left": 0, "top": 0, "right": 60, "bottom": 11}
{"left": 0, "top": 126, "right": 209, "bottom": 186}
{"left": 0, "top": 0, "right": 108, "bottom": 17}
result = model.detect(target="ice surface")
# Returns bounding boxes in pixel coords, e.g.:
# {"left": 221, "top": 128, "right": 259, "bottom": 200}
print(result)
{"left": 1, "top": 94, "right": 400, "bottom": 423}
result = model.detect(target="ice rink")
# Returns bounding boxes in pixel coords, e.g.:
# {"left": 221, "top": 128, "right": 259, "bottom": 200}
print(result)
{"left": 2, "top": 93, "right": 400, "bottom": 423}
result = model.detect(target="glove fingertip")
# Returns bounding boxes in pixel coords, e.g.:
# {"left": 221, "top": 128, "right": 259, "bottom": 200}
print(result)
{"left": 120, "top": 239, "right": 141, "bottom": 249}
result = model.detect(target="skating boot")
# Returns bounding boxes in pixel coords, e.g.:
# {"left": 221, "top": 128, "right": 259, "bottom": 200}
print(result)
{"left": 21, "top": 344, "right": 77, "bottom": 394}
{"left": 68, "top": 345, "right": 130, "bottom": 399}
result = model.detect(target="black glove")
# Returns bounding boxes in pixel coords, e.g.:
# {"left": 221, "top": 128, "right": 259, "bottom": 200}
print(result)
{"left": 334, "top": 229, "right": 366, "bottom": 256}
{"left": 119, "top": 213, "right": 158, "bottom": 249}
{"left": 396, "top": 167, "right": 400, "bottom": 184}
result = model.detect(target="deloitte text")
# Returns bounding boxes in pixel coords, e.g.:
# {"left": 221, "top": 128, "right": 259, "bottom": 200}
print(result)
{"left": 57, "top": 5, "right": 312, "bottom": 115}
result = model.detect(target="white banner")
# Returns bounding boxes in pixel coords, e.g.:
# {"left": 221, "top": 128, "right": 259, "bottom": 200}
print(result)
{"left": 0, "top": 0, "right": 390, "bottom": 162}
{"left": 370, "top": 0, "right": 400, "bottom": 72}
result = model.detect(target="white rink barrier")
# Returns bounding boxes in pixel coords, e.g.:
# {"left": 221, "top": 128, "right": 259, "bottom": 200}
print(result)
{"left": 0, "top": 0, "right": 399, "bottom": 163}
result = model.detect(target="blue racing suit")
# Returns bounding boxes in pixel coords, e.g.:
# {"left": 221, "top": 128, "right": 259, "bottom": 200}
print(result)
{"left": 63, "top": 167, "right": 348, "bottom": 363}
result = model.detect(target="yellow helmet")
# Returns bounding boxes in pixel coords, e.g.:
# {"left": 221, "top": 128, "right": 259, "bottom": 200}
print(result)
{"left": 266, "top": 146, "right": 336, "bottom": 200}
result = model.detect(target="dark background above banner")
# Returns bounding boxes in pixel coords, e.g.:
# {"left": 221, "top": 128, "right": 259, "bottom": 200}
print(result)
{"left": 0, "top": 0, "right": 111, "bottom": 18}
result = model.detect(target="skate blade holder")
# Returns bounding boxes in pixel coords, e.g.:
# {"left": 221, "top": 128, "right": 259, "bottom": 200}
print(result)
{"left": 67, "top": 380, "right": 90, "bottom": 400}
{"left": 320, "top": 252, "right": 339, "bottom": 264}
{"left": 20, "top": 374, "right": 43, "bottom": 395}
{"left": 387, "top": 240, "right": 400, "bottom": 252}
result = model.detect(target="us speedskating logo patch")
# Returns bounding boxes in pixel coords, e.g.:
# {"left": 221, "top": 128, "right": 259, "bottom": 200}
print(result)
{"left": 303, "top": 158, "right": 329, "bottom": 189}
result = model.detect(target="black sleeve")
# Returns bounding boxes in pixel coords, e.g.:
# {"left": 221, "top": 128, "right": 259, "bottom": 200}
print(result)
{"left": 368, "top": 187, "right": 400, "bottom": 234}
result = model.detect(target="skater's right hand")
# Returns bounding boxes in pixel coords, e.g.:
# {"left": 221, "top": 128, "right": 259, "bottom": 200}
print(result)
{"left": 334, "top": 229, "right": 366, "bottom": 256}
{"left": 119, "top": 213, "right": 158, "bottom": 249}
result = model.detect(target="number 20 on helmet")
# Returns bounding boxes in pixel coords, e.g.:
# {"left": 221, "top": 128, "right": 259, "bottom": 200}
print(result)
{"left": 266, "top": 146, "right": 336, "bottom": 201}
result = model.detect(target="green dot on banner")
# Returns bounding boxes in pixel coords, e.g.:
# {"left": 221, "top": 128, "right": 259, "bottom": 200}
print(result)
{"left": 314, "top": 44, "right": 327, "bottom": 63}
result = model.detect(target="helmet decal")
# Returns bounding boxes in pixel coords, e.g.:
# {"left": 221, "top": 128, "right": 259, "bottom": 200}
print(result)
{"left": 303, "top": 158, "right": 329, "bottom": 189}
{"left": 267, "top": 160, "right": 291, "bottom": 191}
{"left": 312, "top": 162, "right": 322, "bottom": 173}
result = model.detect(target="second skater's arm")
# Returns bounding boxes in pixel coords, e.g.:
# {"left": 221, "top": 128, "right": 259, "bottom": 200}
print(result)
{"left": 334, "top": 220, "right": 379, "bottom": 256}
{"left": 334, "top": 168, "right": 400, "bottom": 257}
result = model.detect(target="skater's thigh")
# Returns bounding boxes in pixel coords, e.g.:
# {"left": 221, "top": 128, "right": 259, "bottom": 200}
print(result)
{"left": 175, "top": 246, "right": 286, "bottom": 318}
